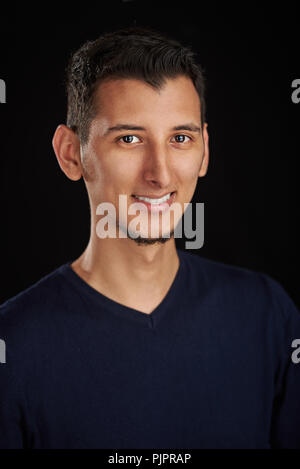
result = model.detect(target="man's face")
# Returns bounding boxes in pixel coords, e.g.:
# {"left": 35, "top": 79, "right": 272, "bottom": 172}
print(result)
{"left": 80, "top": 75, "right": 208, "bottom": 244}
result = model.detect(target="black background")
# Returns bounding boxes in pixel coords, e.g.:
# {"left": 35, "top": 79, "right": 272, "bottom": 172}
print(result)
{"left": 0, "top": 1, "right": 299, "bottom": 307}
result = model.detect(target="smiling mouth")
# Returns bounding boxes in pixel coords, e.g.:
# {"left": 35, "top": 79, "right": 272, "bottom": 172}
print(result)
{"left": 131, "top": 192, "right": 176, "bottom": 205}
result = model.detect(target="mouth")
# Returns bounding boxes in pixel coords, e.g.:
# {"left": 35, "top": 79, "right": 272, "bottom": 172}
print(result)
{"left": 131, "top": 191, "right": 176, "bottom": 212}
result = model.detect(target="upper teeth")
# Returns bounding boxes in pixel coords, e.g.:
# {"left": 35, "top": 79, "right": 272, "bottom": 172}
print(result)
{"left": 134, "top": 193, "right": 172, "bottom": 204}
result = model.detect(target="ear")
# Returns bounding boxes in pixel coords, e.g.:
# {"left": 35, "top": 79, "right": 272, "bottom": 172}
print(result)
{"left": 198, "top": 122, "right": 209, "bottom": 178}
{"left": 52, "top": 124, "right": 82, "bottom": 181}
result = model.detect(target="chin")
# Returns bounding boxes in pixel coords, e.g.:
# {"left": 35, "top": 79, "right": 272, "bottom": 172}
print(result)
{"left": 127, "top": 229, "right": 175, "bottom": 246}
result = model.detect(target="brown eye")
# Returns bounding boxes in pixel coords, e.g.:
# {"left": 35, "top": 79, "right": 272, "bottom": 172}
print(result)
{"left": 120, "top": 135, "right": 140, "bottom": 143}
{"left": 173, "top": 135, "right": 191, "bottom": 143}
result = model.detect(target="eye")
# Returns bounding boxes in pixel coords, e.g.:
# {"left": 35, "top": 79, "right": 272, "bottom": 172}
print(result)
{"left": 119, "top": 135, "right": 140, "bottom": 144}
{"left": 172, "top": 134, "right": 192, "bottom": 143}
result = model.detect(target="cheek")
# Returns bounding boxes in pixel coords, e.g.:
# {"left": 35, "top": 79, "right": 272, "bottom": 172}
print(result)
{"left": 104, "top": 159, "right": 139, "bottom": 189}
{"left": 176, "top": 158, "right": 201, "bottom": 183}
{"left": 175, "top": 158, "right": 202, "bottom": 200}
{"left": 88, "top": 151, "right": 139, "bottom": 198}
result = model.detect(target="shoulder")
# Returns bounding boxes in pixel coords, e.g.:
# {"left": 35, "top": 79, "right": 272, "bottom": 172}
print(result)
{"left": 0, "top": 264, "right": 69, "bottom": 329}
{"left": 0, "top": 263, "right": 76, "bottom": 375}
{"left": 179, "top": 248, "right": 264, "bottom": 289}
{"left": 178, "top": 249, "right": 299, "bottom": 321}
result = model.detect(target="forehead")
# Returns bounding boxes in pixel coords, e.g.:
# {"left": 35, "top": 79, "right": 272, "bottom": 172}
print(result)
{"left": 92, "top": 75, "right": 201, "bottom": 125}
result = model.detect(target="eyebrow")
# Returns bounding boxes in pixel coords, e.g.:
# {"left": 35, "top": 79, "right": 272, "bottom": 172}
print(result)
{"left": 104, "top": 123, "right": 201, "bottom": 135}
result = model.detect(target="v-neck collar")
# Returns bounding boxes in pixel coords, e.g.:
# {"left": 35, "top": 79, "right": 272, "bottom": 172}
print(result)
{"left": 58, "top": 249, "right": 187, "bottom": 329}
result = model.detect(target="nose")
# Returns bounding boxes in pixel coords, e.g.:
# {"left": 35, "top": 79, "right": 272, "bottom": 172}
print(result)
{"left": 142, "top": 142, "right": 173, "bottom": 189}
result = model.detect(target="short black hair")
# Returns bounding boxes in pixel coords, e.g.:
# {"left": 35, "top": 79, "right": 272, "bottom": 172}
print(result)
{"left": 66, "top": 26, "right": 207, "bottom": 144}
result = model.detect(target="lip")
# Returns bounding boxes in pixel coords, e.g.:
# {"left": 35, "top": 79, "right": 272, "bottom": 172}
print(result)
{"left": 131, "top": 191, "right": 176, "bottom": 213}
{"left": 132, "top": 191, "right": 175, "bottom": 199}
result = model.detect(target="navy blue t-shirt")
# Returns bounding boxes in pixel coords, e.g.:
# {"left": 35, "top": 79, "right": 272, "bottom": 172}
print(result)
{"left": 0, "top": 249, "right": 300, "bottom": 449}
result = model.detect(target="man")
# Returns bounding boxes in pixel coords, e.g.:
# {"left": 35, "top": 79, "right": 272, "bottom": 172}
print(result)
{"left": 0, "top": 27, "right": 300, "bottom": 449}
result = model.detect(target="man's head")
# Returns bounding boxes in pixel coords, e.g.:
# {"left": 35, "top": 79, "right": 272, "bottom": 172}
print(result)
{"left": 66, "top": 26, "right": 207, "bottom": 146}
{"left": 53, "top": 27, "right": 209, "bottom": 246}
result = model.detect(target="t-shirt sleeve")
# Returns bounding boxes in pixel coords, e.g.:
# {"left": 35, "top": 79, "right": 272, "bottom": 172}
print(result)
{"left": 261, "top": 274, "right": 300, "bottom": 448}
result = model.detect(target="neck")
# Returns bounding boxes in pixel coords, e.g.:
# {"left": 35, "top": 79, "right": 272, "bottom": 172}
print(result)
{"left": 71, "top": 230, "right": 180, "bottom": 314}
